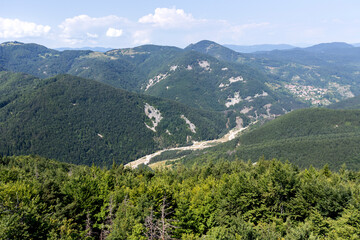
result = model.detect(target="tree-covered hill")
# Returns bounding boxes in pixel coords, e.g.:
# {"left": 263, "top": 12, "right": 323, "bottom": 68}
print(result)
{"left": 0, "top": 41, "right": 306, "bottom": 120}
{"left": 181, "top": 108, "right": 360, "bottom": 170}
{"left": 186, "top": 40, "right": 360, "bottom": 106}
{"left": 0, "top": 72, "right": 229, "bottom": 166}
{"left": 143, "top": 50, "right": 304, "bottom": 118}
{"left": 0, "top": 71, "right": 41, "bottom": 108}
{"left": 0, "top": 41, "right": 147, "bottom": 91}
{"left": 0, "top": 42, "right": 185, "bottom": 92}
{"left": 0, "top": 41, "right": 91, "bottom": 78}
{"left": 67, "top": 44, "right": 184, "bottom": 92}
{"left": 237, "top": 108, "right": 360, "bottom": 144}
{"left": 185, "top": 40, "right": 247, "bottom": 63}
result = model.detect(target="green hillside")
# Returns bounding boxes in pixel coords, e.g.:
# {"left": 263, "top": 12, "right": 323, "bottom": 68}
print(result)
{"left": 0, "top": 71, "right": 41, "bottom": 108}
{"left": 143, "top": 50, "right": 307, "bottom": 119}
{"left": 0, "top": 41, "right": 90, "bottom": 77}
{"left": 3, "top": 41, "right": 360, "bottom": 109}
{"left": 237, "top": 108, "right": 360, "bottom": 144}
{"left": 146, "top": 51, "right": 283, "bottom": 111}
{"left": 182, "top": 108, "right": 360, "bottom": 170}
{"left": 186, "top": 40, "right": 360, "bottom": 106}
{"left": 0, "top": 41, "right": 306, "bottom": 120}
{"left": 0, "top": 72, "right": 228, "bottom": 166}
{"left": 0, "top": 42, "right": 184, "bottom": 92}
{"left": 68, "top": 45, "right": 184, "bottom": 92}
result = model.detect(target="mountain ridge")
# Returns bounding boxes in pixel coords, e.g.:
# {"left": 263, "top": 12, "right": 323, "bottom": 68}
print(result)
{"left": 0, "top": 72, "right": 230, "bottom": 166}
{"left": 0, "top": 41, "right": 306, "bottom": 120}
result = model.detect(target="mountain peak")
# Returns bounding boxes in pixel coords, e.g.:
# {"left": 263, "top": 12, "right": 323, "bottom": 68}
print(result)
{"left": 185, "top": 40, "right": 222, "bottom": 50}
{"left": 0, "top": 41, "right": 25, "bottom": 47}
{"left": 185, "top": 40, "right": 245, "bottom": 63}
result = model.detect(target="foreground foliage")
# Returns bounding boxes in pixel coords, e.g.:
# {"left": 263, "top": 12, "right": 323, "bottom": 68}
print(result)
{"left": 1, "top": 155, "right": 360, "bottom": 239}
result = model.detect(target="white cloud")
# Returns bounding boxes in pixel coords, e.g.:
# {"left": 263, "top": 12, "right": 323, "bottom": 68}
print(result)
{"left": 106, "top": 27, "right": 123, "bottom": 37}
{"left": 214, "top": 21, "right": 271, "bottom": 43}
{"left": 139, "top": 8, "right": 200, "bottom": 28}
{"left": 86, "top": 32, "right": 99, "bottom": 38}
{"left": 58, "top": 15, "right": 127, "bottom": 44}
{"left": 0, "top": 11, "right": 274, "bottom": 48}
{"left": 0, "top": 17, "right": 51, "bottom": 38}
{"left": 136, "top": 8, "right": 272, "bottom": 46}
{"left": 132, "top": 30, "right": 151, "bottom": 45}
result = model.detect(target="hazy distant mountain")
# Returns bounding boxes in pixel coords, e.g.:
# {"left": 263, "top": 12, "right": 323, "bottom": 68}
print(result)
{"left": 303, "top": 42, "right": 354, "bottom": 52}
{"left": 55, "top": 46, "right": 113, "bottom": 52}
{"left": 353, "top": 43, "right": 360, "bottom": 47}
{"left": 327, "top": 95, "right": 360, "bottom": 110}
{"left": 224, "top": 44, "right": 296, "bottom": 53}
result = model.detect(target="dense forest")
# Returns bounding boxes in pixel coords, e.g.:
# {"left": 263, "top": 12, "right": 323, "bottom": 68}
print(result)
{"left": 188, "top": 40, "right": 360, "bottom": 104}
{"left": 180, "top": 108, "right": 360, "bottom": 170}
{"left": 0, "top": 72, "right": 230, "bottom": 166}
{"left": 0, "top": 41, "right": 307, "bottom": 118}
{"left": 1, "top": 155, "right": 360, "bottom": 239}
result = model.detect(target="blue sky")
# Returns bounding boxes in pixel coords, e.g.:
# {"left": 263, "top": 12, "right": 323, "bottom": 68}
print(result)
{"left": 1, "top": 0, "right": 360, "bottom": 48}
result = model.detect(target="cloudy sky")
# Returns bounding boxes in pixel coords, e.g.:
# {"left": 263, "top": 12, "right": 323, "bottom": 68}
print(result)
{"left": 1, "top": 0, "right": 360, "bottom": 48}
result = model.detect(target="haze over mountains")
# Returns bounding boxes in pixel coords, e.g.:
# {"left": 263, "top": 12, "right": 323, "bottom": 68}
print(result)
{"left": 224, "top": 44, "right": 296, "bottom": 53}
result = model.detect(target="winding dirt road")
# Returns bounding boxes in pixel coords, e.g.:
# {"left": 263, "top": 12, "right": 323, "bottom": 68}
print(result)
{"left": 125, "top": 124, "right": 251, "bottom": 168}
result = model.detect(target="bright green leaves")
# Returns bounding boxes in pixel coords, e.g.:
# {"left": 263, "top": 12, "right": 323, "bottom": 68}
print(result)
{"left": 2, "top": 155, "right": 360, "bottom": 239}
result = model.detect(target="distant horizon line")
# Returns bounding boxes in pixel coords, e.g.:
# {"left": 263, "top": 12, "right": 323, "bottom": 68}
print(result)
{"left": 1, "top": 40, "right": 359, "bottom": 51}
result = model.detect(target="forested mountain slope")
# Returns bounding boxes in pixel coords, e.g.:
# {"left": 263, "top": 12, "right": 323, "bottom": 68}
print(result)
{"left": 0, "top": 72, "right": 229, "bottom": 165}
{"left": 143, "top": 50, "right": 304, "bottom": 117}
{"left": 187, "top": 40, "right": 360, "bottom": 106}
{"left": 186, "top": 40, "right": 247, "bottom": 62}
{"left": 182, "top": 108, "right": 360, "bottom": 170}
{"left": 0, "top": 42, "right": 187, "bottom": 92}
{"left": 0, "top": 41, "right": 306, "bottom": 120}
{"left": 0, "top": 41, "right": 145, "bottom": 91}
